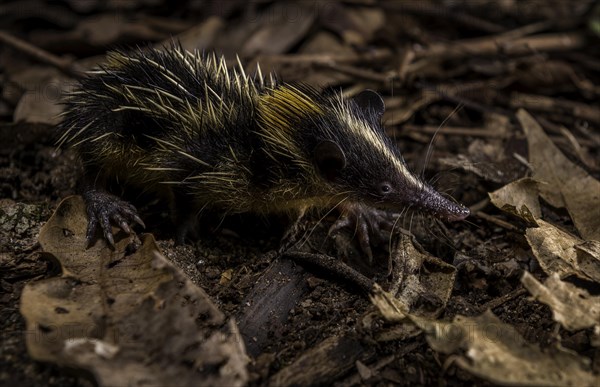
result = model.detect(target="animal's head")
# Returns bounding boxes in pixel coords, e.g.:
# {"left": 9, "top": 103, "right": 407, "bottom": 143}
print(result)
{"left": 257, "top": 85, "right": 469, "bottom": 221}
{"left": 311, "top": 89, "right": 469, "bottom": 222}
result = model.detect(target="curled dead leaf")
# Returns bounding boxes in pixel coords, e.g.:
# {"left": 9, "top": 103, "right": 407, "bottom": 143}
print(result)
{"left": 575, "top": 241, "right": 600, "bottom": 282}
{"left": 369, "top": 233, "right": 456, "bottom": 342}
{"left": 517, "top": 109, "right": 600, "bottom": 241}
{"left": 526, "top": 219, "right": 600, "bottom": 281}
{"left": 415, "top": 310, "right": 598, "bottom": 386}
{"left": 521, "top": 272, "right": 600, "bottom": 331}
{"left": 388, "top": 233, "right": 456, "bottom": 319}
{"left": 489, "top": 177, "right": 542, "bottom": 222}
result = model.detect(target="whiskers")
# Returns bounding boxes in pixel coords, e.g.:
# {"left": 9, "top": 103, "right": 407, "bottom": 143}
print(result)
{"left": 420, "top": 102, "right": 464, "bottom": 179}
{"left": 387, "top": 208, "right": 404, "bottom": 261}
{"left": 390, "top": 204, "right": 468, "bottom": 255}
{"left": 292, "top": 193, "right": 353, "bottom": 251}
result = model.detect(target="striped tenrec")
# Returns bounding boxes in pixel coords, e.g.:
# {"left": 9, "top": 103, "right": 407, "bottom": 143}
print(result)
{"left": 58, "top": 44, "right": 470, "bottom": 254}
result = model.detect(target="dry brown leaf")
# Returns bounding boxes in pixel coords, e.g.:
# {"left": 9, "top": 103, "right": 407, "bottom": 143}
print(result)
{"left": 489, "top": 177, "right": 542, "bottom": 222}
{"left": 14, "top": 89, "right": 63, "bottom": 125}
{"left": 11, "top": 66, "right": 66, "bottom": 125}
{"left": 522, "top": 272, "right": 600, "bottom": 331}
{"left": 75, "top": 14, "right": 166, "bottom": 46}
{"left": 526, "top": 219, "right": 600, "bottom": 282}
{"left": 368, "top": 284, "right": 422, "bottom": 342}
{"left": 388, "top": 233, "right": 456, "bottom": 317}
{"left": 338, "top": 6, "right": 385, "bottom": 46}
{"left": 316, "top": 3, "right": 384, "bottom": 46}
{"left": 576, "top": 241, "right": 600, "bottom": 282}
{"left": 20, "top": 196, "right": 248, "bottom": 387}
{"left": 369, "top": 233, "right": 456, "bottom": 342}
{"left": 241, "top": 3, "right": 315, "bottom": 56}
{"left": 439, "top": 136, "right": 526, "bottom": 184}
{"left": 295, "top": 31, "right": 354, "bottom": 86}
{"left": 369, "top": 283, "right": 409, "bottom": 323}
{"left": 172, "top": 16, "right": 225, "bottom": 52}
{"left": 415, "top": 310, "right": 598, "bottom": 386}
{"left": 517, "top": 109, "right": 600, "bottom": 241}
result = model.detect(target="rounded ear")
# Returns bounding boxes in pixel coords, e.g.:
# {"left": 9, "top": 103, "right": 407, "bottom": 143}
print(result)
{"left": 314, "top": 140, "right": 346, "bottom": 181}
{"left": 353, "top": 89, "right": 385, "bottom": 118}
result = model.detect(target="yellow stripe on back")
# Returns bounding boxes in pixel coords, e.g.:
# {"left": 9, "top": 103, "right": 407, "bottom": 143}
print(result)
{"left": 257, "top": 86, "right": 323, "bottom": 166}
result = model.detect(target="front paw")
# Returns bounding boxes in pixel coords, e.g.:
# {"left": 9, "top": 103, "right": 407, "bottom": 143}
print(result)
{"left": 329, "top": 202, "right": 398, "bottom": 264}
{"left": 83, "top": 190, "right": 145, "bottom": 248}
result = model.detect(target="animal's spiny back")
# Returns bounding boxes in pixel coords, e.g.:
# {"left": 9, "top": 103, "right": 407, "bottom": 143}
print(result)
{"left": 57, "top": 45, "right": 340, "bottom": 212}
{"left": 58, "top": 45, "right": 470, "bottom": 248}
{"left": 59, "top": 48, "right": 260, "bottom": 146}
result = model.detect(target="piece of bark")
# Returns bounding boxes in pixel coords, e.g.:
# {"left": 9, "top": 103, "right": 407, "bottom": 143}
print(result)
{"left": 237, "top": 257, "right": 310, "bottom": 357}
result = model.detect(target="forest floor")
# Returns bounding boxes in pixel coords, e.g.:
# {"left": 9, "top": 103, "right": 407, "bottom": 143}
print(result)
{"left": 1, "top": 1, "right": 599, "bottom": 386}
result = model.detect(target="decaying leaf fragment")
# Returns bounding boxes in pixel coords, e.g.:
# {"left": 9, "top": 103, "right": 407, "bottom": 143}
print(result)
{"left": 381, "top": 232, "right": 456, "bottom": 319}
{"left": 269, "top": 335, "right": 369, "bottom": 386}
{"left": 489, "top": 177, "right": 542, "bottom": 223}
{"left": 20, "top": 196, "right": 248, "bottom": 387}
{"left": 387, "top": 233, "right": 456, "bottom": 317}
{"left": 522, "top": 272, "right": 600, "bottom": 332}
{"left": 576, "top": 240, "right": 600, "bottom": 282}
{"left": 517, "top": 109, "right": 600, "bottom": 241}
{"left": 526, "top": 219, "right": 600, "bottom": 282}
{"left": 415, "top": 310, "right": 598, "bottom": 387}
{"left": 369, "top": 283, "right": 410, "bottom": 323}
{"left": 369, "top": 233, "right": 456, "bottom": 341}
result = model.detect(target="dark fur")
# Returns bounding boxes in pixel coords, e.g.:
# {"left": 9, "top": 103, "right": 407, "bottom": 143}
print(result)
{"left": 58, "top": 44, "right": 469, "bottom": 245}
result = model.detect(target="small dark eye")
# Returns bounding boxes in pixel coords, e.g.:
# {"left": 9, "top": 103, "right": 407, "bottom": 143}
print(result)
{"left": 379, "top": 182, "right": 392, "bottom": 195}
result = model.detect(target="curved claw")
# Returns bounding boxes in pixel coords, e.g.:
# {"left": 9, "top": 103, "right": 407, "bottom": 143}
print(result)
{"left": 132, "top": 215, "right": 146, "bottom": 229}
{"left": 103, "top": 229, "right": 115, "bottom": 248}
{"left": 118, "top": 220, "right": 131, "bottom": 235}
{"left": 329, "top": 203, "right": 398, "bottom": 264}
{"left": 82, "top": 189, "right": 143, "bottom": 248}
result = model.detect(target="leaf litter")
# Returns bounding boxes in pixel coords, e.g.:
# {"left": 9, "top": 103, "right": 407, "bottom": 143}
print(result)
{"left": 20, "top": 196, "right": 248, "bottom": 387}
{"left": 2, "top": 1, "right": 600, "bottom": 386}
{"left": 516, "top": 109, "right": 600, "bottom": 241}
{"left": 372, "top": 110, "right": 600, "bottom": 386}
{"left": 521, "top": 272, "right": 600, "bottom": 333}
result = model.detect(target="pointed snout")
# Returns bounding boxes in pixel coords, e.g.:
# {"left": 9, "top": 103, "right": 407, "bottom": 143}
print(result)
{"left": 443, "top": 201, "right": 470, "bottom": 221}
{"left": 417, "top": 187, "right": 470, "bottom": 222}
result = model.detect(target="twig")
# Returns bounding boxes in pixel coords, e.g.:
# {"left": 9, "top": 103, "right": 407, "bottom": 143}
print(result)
{"left": 509, "top": 92, "right": 600, "bottom": 124}
{"left": 258, "top": 48, "right": 393, "bottom": 66}
{"left": 396, "top": 47, "right": 415, "bottom": 84}
{"left": 558, "top": 126, "right": 597, "bottom": 170}
{"left": 400, "top": 125, "right": 508, "bottom": 138}
{"left": 496, "top": 20, "right": 554, "bottom": 40}
{"left": 283, "top": 251, "right": 374, "bottom": 293}
{"left": 316, "top": 62, "right": 390, "bottom": 83}
{"left": 469, "top": 198, "right": 490, "bottom": 213}
{"left": 0, "top": 30, "right": 84, "bottom": 78}
{"left": 437, "top": 92, "right": 511, "bottom": 116}
{"left": 414, "top": 81, "right": 513, "bottom": 116}
{"left": 383, "top": 2, "right": 506, "bottom": 34}
{"left": 475, "top": 211, "right": 519, "bottom": 231}
{"left": 415, "top": 32, "right": 586, "bottom": 60}
{"left": 565, "top": 52, "right": 600, "bottom": 72}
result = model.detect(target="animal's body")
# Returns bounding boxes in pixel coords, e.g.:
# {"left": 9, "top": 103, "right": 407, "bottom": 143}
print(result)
{"left": 58, "top": 45, "right": 469, "bottom": 249}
